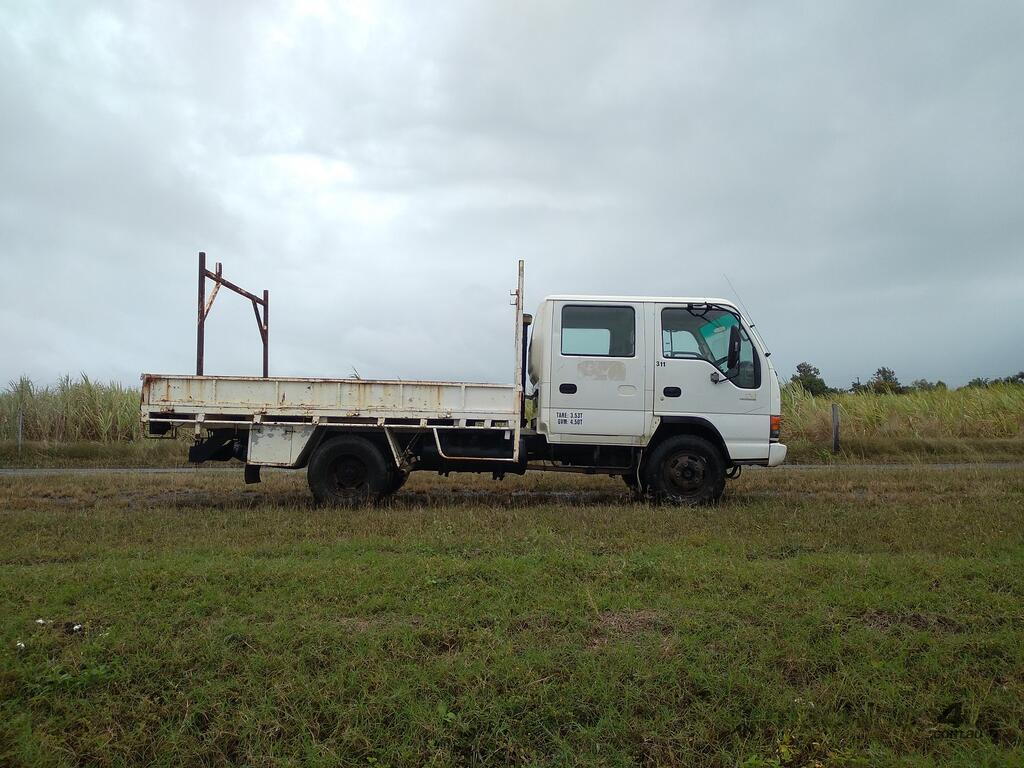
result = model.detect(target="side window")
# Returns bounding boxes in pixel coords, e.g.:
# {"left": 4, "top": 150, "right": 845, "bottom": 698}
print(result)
{"left": 561, "top": 305, "right": 635, "bottom": 357}
{"left": 661, "top": 307, "right": 760, "bottom": 389}
{"left": 699, "top": 322, "right": 731, "bottom": 362}
{"left": 663, "top": 329, "right": 700, "bottom": 357}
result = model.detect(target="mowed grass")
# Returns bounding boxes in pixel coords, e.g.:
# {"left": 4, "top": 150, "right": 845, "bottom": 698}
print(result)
{"left": 1, "top": 467, "right": 1023, "bottom": 766}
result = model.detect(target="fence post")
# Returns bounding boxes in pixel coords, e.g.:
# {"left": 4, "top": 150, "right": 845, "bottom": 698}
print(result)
{"left": 831, "top": 403, "right": 840, "bottom": 454}
{"left": 17, "top": 408, "right": 24, "bottom": 456}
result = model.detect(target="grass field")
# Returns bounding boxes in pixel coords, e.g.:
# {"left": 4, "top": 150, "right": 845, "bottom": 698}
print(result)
{"left": 781, "top": 382, "right": 1024, "bottom": 464}
{"left": 782, "top": 382, "right": 1024, "bottom": 442}
{"left": 4, "top": 435, "right": 1024, "bottom": 470}
{"left": 2, "top": 466, "right": 1022, "bottom": 766}
{"left": 2, "top": 377, "right": 1023, "bottom": 468}
{"left": 0, "top": 439, "right": 185, "bottom": 469}
{"left": 0, "top": 377, "right": 139, "bottom": 443}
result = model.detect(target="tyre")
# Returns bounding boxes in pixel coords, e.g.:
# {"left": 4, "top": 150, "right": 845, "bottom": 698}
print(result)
{"left": 644, "top": 435, "right": 726, "bottom": 505}
{"left": 307, "top": 435, "right": 391, "bottom": 506}
{"left": 385, "top": 469, "right": 409, "bottom": 495}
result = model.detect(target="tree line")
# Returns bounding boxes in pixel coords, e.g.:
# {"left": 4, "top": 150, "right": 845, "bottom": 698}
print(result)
{"left": 790, "top": 362, "right": 1024, "bottom": 396}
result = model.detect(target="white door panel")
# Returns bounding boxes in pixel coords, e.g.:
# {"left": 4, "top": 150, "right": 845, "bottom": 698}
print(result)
{"left": 654, "top": 360, "right": 765, "bottom": 414}
{"left": 545, "top": 406, "right": 645, "bottom": 437}
{"left": 548, "top": 301, "right": 646, "bottom": 437}
{"left": 654, "top": 303, "right": 769, "bottom": 459}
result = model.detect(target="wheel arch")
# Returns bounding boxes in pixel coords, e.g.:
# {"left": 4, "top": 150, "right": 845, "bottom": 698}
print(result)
{"left": 648, "top": 416, "right": 731, "bottom": 465}
{"left": 300, "top": 426, "right": 395, "bottom": 469}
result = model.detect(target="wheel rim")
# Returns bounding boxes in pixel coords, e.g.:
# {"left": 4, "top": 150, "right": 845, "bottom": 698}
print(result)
{"left": 662, "top": 451, "right": 707, "bottom": 495}
{"left": 331, "top": 456, "right": 368, "bottom": 493}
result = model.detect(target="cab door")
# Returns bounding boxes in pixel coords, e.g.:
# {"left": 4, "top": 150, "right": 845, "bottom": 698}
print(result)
{"left": 547, "top": 301, "right": 646, "bottom": 438}
{"left": 654, "top": 303, "right": 769, "bottom": 460}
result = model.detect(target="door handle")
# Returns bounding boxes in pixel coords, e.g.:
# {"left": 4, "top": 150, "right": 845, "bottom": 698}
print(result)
{"left": 662, "top": 386, "right": 681, "bottom": 398}
{"left": 559, "top": 383, "right": 577, "bottom": 394}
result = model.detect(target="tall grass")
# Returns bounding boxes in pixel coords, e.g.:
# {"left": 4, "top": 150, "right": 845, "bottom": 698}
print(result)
{"left": 783, "top": 381, "right": 1024, "bottom": 441}
{"left": 2, "top": 375, "right": 1022, "bottom": 448}
{"left": 0, "top": 376, "right": 140, "bottom": 442}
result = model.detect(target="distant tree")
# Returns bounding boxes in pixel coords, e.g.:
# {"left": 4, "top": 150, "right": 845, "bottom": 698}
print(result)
{"left": 910, "top": 378, "right": 947, "bottom": 392}
{"left": 962, "top": 373, "right": 1023, "bottom": 388}
{"left": 868, "top": 367, "right": 903, "bottom": 394}
{"left": 850, "top": 377, "right": 868, "bottom": 394}
{"left": 790, "top": 362, "right": 831, "bottom": 396}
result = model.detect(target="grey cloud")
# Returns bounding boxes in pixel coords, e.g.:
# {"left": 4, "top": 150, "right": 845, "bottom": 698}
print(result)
{"left": 1, "top": 1, "right": 1022, "bottom": 391}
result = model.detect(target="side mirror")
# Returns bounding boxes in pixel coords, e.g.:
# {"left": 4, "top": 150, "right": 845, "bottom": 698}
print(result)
{"left": 727, "top": 325, "right": 742, "bottom": 370}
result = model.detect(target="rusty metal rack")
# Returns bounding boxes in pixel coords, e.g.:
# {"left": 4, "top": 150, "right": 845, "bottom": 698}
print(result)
{"left": 196, "top": 252, "right": 269, "bottom": 378}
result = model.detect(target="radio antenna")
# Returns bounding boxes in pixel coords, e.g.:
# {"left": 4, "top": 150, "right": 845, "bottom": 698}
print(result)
{"left": 723, "top": 274, "right": 754, "bottom": 326}
{"left": 723, "top": 273, "right": 771, "bottom": 357}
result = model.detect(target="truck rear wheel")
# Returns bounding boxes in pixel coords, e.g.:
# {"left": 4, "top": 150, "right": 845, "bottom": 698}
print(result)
{"left": 307, "top": 435, "right": 391, "bottom": 506}
{"left": 644, "top": 435, "right": 725, "bottom": 505}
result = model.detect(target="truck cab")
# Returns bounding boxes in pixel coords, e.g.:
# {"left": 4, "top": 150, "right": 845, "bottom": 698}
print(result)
{"left": 526, "top": 296, "right": 786, "bottom": 499}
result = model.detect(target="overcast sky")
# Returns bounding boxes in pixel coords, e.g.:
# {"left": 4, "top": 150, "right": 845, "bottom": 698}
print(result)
{"left": 2, "top": 1, "right": 1022, "bottom": 390}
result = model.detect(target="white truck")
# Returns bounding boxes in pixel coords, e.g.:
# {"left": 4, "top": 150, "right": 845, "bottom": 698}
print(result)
{"left": 141, "top": 262, "right": 786, "bottom": 505}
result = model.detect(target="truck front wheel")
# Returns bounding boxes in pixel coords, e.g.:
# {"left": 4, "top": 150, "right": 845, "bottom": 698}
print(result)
{"left": 307, "top": 435, "right": 391, "bottom": 506}
{"left": 644, "top": 435, "right": 726, "bottom": 505}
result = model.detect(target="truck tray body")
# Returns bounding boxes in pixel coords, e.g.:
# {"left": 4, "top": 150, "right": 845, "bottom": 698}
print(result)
{"left": 141, "top": 374, "right": 519, "bottom": 431}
